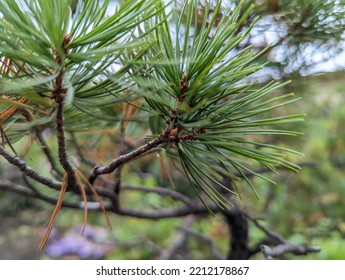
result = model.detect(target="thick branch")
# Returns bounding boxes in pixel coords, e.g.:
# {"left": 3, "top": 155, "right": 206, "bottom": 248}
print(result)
{"left": 52, "top": 34, "right": 76, "bottom": 189}
{"left": 224, "top": 208, "right": 250, "bottom": 260}
{"left": 54, "top": 98, "right": 76, "bottom": 187}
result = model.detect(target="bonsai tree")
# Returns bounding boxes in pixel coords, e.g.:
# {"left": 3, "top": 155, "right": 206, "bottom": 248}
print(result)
{"left": 0, "top": 0, "right": 326, "bottom": 259}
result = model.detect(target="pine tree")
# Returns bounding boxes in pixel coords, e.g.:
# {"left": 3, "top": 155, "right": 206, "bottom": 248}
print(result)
{"left": 1, "top": 0, "right": 342, "bottom": 259}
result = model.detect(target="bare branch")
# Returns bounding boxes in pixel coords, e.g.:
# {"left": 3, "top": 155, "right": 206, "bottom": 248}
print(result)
{"left": 88, "top": 127, "right": 172, "bottom": 184}
{"left": 247, "top": 215, "right": 286, "bottom": 244}
{"left": 20, "top": 107, "right": 62, "bottom": 177}
{"left": 0, "top": 179, "right": 111, "bottom": 210}
{"left": 0, "top": 177, "right": 220, "bottom": 219}
{"left": 0, "top": 144, "right": 117, "bottom": 203}
{"left": 35, "top": 128, "right": 63, "bottom": 176}
{"left": 70, "top": 132, "right": 97, "bottom": 168}
{"left": 160, "top": 215, "right": 195, "bottom": 260}
{"left": 247, "top": 214, "right": 321, "bottom": 259}
{"left": 178, "top": 226, "right": 224, "bottom": 260}
{"left": 115, "top": 203, "right": 218, "bottom": 219}
{"left": 0, "top": 144, "right": 61, "bottom": 190}
{"left": 260, "top": 244, "right": 321, "bottom": 260}
{"left": 122, "top": 183, "right": 193, "bottom": 205}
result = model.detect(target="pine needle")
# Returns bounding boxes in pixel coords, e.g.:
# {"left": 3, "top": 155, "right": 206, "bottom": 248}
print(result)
{"left": 74, "top": 169, "right": 88, "bottom": 236}
{"left": 75, "top": 168, "right": 112, "bottom": 230}
{"left": 38, "top": 172, "right": 68, "bottom": 251}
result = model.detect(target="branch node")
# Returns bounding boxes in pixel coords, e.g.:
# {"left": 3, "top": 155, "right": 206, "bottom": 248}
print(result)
{"left": 89, "top": 165, "right": 100, "bottom": 185}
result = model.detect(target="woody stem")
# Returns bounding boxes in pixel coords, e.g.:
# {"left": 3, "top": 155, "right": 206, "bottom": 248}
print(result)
{"left": 52, "top": 35, "right": 76, "bottom": 189}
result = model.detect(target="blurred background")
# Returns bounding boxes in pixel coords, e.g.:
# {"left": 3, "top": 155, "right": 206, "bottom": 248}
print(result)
{"left": 1, "top": 0, "right": 345, "bottom": 260}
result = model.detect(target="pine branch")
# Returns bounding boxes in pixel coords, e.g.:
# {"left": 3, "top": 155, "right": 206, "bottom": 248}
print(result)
{"left": 122, "top": 183, "right": 193, "bottom": 205}
{"left": 178, "top": 225, "right": 224, "bottom": 260}
{"left": 52, "top": 34, "right": 77, "bottom": 189}
{"left": 88, "top": 126, "right": 172, "bottom": 184}
{"left": 70, "top": 132, "right": 98, "bottom": 168}
{"left": 160, "top": 215, "right": 195, "bottom": 260}
{"left": 0, "top": 144, "right": 61, "bottom": 190}
{"left": 0, "top": 179, "right": 112, "bottom": 211}
{"left": 260, "top": 243, "right": 321, "bottom": 260}
{"left": 0, "top": 144, "right": 115, "bottom": 199}
{"left": 247, "top": 215, "right": 321, "bottom": 259}
{"left": 0, "top": 178, "right": 220, "bottom": 219}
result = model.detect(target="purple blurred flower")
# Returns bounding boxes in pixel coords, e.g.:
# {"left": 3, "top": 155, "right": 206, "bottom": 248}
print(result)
{"left": 43, "top": 225, "right": 115, "bottom": 259}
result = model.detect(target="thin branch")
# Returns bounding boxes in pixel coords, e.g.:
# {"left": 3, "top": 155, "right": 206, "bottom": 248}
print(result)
{"left": 0, "top": 144, "right": 61, "bottom": 190}
{"left": 35, "top": 127, "right": 63, "bottom": 176}
{"left": 178, "top": 226, "right": 224, "bottom": 260}
{"left": 260, "top": 244, "right": 321, "bottom": 260}
{"left": 0, "top": 127, "right": 17, "bottom": 155}
{"left": 70, "top": 132, "right": 97, "bottom": 168}
{"left": 0, "top": 179, "right": 112, "bottom": 211}
{"left": 88, "top": 127, "right": 172, "bottom": 184}
{"left": 19, "top": 108, "right": 63, "bottom": 177}
{"left": 0, "top": 143, "right": 318, "bottom": 224}
{"left": 0, "top": 144, "right": 117, "bottom": 202}
{"left": 247, "top": 214, "right": 321, "bottom": 259}
{"left": 22, "top": 174, "right": 40, "bottom": 194}
{"left": 160, "top": 215, "right": 195, "bottom": 260}
{"left": 248, "top": 215, "right": 286, "bottom": 244}
{"left": 0, "top": 176, "right": 220, "bottom": 219}
{"left": 122, "top": 183, "right": 193, "bottom": 205}
{"left": 54, "top": 83, "right": 76, "bottom": 187}
{"left": 115, "top": 203, "right": 218, "bottom": 219}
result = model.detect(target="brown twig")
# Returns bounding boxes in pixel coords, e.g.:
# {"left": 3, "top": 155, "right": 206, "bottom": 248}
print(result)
{"left": 246, "top": 214, "right": 321, "bottom": 259}
{"left": 88, "top": 127, "right": 173, "bottom": 184}
{"left": 0, "top": 144, "right": 61, "bottom": 190}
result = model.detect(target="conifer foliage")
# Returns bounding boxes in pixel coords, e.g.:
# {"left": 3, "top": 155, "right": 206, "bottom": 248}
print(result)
{"left": 0, "top": 0, "right": 303, "bottom": 252}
